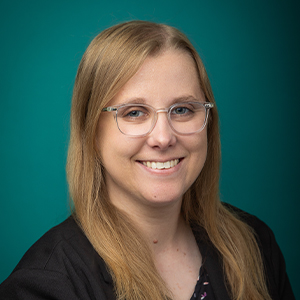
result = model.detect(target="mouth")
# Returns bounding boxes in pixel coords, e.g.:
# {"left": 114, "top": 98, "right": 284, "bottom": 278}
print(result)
{"left": 140, "top": 159, "right": 181, "bottom": 170}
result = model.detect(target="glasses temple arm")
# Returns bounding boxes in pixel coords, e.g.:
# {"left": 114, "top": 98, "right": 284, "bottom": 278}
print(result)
{"left": 102, "top": 107, "right": 117, "bottom": 112}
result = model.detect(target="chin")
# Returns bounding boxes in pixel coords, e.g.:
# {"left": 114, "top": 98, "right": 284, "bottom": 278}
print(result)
{"left": 142, "top": 191, "right": 184, "bottom": 207}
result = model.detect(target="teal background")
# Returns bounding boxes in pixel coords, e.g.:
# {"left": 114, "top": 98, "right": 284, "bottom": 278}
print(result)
{"left": 0, "top": 0, "right": 299, "bottom": 297}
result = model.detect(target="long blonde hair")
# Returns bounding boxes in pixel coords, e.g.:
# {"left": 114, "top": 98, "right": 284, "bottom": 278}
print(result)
{"left": 67, "top": 20, "right": 271, "bottom": 300}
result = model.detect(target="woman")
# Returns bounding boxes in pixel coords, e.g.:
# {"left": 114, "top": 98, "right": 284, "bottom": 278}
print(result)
{"left": 0, "top": 21, "right": 294, "bottom": 300}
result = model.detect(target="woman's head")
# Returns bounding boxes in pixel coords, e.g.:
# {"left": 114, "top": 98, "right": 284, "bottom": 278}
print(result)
{"left": 67, "top": 20, "right": 220, "bottom": 222}
{"left": 66, "top": 22, "right": 271, "bottom": 300}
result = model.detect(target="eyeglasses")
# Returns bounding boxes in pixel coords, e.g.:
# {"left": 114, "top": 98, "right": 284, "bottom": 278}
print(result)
{"left": 102, "top": 101, "right": 214, "bottom": 137}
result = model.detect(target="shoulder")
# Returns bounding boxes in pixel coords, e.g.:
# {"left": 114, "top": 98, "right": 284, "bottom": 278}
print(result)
{"left": 14, "top": 216, "right": 87, "bottom": 270}
{"left": 222, "top": 203, "right": 274, "bottom": 245}
{"left": 0, "top": 216, "right": 115, "bottom": 300}
{"left": 223, "top": 203, "right": 295, "bottom": 300}
{"left": 223, "top": 203, "right": 281, "bottom": 271}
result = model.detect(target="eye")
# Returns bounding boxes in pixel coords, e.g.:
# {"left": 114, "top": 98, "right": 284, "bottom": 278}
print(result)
{"left": 171, "top": 103, "right": 196, "bottom": 115}
{"left": 126, "top": 110, "right": 145, "bottom": 118}
{"left": 170, "top": 102, "right": 204, "bottom": 122}
{"left": 172, "top": 106, "right": 191, "bottom": 115}
{"left": 118, "top": 105, "right": 150, "bottom": 121}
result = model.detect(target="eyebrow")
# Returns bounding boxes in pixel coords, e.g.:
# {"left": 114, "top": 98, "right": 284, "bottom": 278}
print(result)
{"left": 121, "top": 98, "right": 147, "bottom": 104}
{"left": 170, "top": 95, "right": 200, "bottom": 104}
{"left": 118, "top": 95, "right": 200, "bottom": 106}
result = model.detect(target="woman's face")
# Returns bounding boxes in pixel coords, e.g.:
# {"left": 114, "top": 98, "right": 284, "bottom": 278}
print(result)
{"left": 96, "top": 50, "right": 207, "bottom": 214}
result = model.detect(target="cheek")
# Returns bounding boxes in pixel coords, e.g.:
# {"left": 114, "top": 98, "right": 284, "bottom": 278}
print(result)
{"left": 96, "top": 120, "right": 144, "bottom": 168}
{"left": 190, "top": 130, "right": 207, "bottom": 154}
{"left": 188, "top": 132, "right": 208, "bottom": 170}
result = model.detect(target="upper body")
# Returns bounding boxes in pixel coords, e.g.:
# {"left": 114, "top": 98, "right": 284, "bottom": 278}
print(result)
{"left": 1, "top": 21, "right": 295, "bottom": 299}
{"left": 0, "top": 205, "right": 295, "bottom": 299}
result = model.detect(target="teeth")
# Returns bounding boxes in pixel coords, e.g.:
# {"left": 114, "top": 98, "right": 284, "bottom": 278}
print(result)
{"left": 142, "top": 159, "right": 179, "bottom": 170}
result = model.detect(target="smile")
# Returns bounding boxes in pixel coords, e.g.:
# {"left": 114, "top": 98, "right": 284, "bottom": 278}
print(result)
{"left": 141, "top": 159, "right": 180, "bottom": 170}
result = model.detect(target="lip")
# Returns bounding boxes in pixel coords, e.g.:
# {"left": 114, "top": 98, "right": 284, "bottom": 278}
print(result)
{"left": 137, "top": 157, "right": 184, "bottom": 173}
{"left": 138, "top": 157, "right": 183, "bottom": 163}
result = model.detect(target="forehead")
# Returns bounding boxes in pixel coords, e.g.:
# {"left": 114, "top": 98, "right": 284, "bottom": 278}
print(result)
{"left": 108, "top": 50, "right": 204, "bottom": 107}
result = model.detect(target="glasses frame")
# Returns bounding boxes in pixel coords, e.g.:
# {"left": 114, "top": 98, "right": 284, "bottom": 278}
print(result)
{"left": 102, "top": 101, "right": 214, "bottom": 137}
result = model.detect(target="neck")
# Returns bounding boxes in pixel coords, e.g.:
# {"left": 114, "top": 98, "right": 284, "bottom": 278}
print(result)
{"left": 119, "top": 200, "right": 192, "bottom": 254}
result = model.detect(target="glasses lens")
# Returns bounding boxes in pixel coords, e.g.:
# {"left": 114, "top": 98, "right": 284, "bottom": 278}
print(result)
{"left": 169, "top": 102, "right": 207, "bottom": 134}
{"left": 116, "top": 104, "right": 154, "bottom": 136}
{"left": 115, "top": 102, "right": 209, "bottom": 136}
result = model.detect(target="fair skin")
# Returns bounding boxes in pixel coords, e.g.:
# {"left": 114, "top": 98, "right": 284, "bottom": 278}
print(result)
{"left": 96, "top": 50, "right": 207, "bottom": 300}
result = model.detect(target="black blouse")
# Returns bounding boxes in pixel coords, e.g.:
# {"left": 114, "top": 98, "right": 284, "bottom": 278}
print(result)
{"left": 190, "top": 266, "right": 215, "bottom": 300}
{"left": 0, "top": 205, "right": 295, "bottom": 299}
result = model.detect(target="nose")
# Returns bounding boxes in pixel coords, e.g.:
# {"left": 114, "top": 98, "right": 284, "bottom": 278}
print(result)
{"left": 146, "top": 111, "right": 176, "bottom": 150}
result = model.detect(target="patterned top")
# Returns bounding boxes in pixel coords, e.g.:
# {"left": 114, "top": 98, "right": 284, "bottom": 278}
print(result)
{"left": 190, "top": 266, "right": 215, "bottom": 300}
